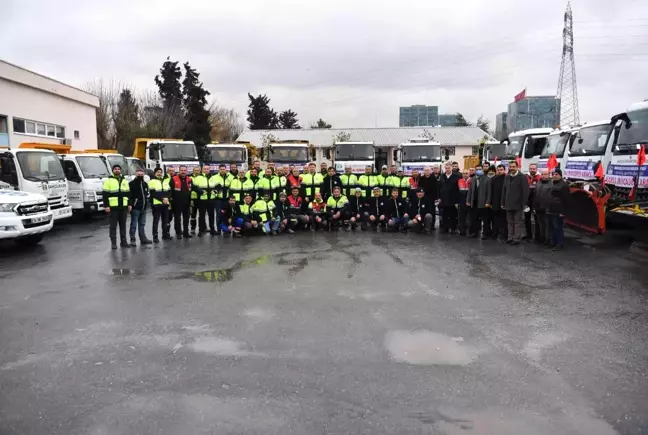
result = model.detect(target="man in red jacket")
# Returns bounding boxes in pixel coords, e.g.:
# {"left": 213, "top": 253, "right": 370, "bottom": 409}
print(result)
{"left": 169, "top": 165, "right": 200, "bottom": 239}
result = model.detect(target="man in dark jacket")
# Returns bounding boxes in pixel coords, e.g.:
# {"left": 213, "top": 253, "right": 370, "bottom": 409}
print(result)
{"left": 418, "top": 167, "right": 438, "bottom": 228}
{"left": 457, "top": 169, "right": 471, "bottom": 235}
{"left": 525, "top": 163, "right": 540, "bottom": 240}
{"left": 490, "top": 164, "right": 507, "bottom": 241}
{"left": 408, "top": 188, "right": 434, "bottom": 234}
{"left": 321, "top": 167, "right": 342, "bottom": 200}
{"left": 274, "top": 192, "right": 290, "bottom": 233}
{"left": 366, "top": 186, "right": 388, "bottom": 231}
{"left": 386, "top": 188, "right": 409, "bottom": 232}
{"left": 220, "top": 195, "right": 243, "bottom": 237}
{"left": 348, "top": 187, "right": 368, "bottom": 230}
{"left": 438, "top": 162, "right": 461, "bottom": 233}
{"left": 128, "top": 168, "right": 152, "bottom": 245}
{"left": 466, "top": 164, "right": 493, "bottom": 239}
{"left": 533, "top": 169, "right": 553, "bottom": 245}
{"left": 286, "top": 187, "right": 309, "bottom": 233}
{"left": 548, "top": 168, "right": 570, "bottom": 250}
{"left": 501, "top": 160, "right": 529, "bottom": 245}
{"left": 169, "top": 165, "right": 200, "bottom": 239}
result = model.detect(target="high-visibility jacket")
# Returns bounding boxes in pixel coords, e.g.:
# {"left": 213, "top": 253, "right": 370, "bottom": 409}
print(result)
{"left": 326, "top": 195, "right": 349, "bottom": 213}
{"left": 192, "top": 174, "right": 211, "bottom": 200}
{"left": 238, "top": 203, "right": 252, "bottom": 219}
{"left": 399, "top": 176, "right": 411, "bottom": 199}
{"left": 212, "top": 173, "right": 233, "bottom": 199}
{"left": 148, "top": 176, "right": 171, "bottom": 206}
{"left": 299, "top": 172, "right": 324, "bottom": 198}
{"left": 358, "top": 174, "right": 378, "bottom": 197}
{"left": 308, "top": 199, "right": 327, "bottom": 214}
{"left": 190, "top": 174, "right": 201, "bottom": 200}
{"left": 339, "top": 173, "right": 358, "bottom": 198}
{"left": 278, "top": 176, "right": 287, "bottom": 195}
{"left": 103, "top": 175, "right": 130, "bottom": 208}
{"left": 257, "top": 176, "right": 281, "bottom": 200}
{"left": 229, "top": 177, "right": 255, "bottom": 203}
{"left": 377, "top": 173, "right": 391, "bottom": 197}
{"left": 251, "top": 199, "right": 276, "bottom": 222}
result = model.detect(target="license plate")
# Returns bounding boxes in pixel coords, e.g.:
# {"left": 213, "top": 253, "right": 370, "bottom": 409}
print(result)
{"left": 49, "top": 188, "right": 64, "bottom": 197}
{"left": 31, "top": 216, "right": 50, "bottom": 224}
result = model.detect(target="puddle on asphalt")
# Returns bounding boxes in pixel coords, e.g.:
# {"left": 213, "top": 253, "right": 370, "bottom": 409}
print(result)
{"left": 385, "top": 330, "right": 477, "bottom": 366}
{"left": 112, "top": 268, "right": 132, "bottom": 276}
{"left": 188, "top": 337, "right": 258, "bottom": 356}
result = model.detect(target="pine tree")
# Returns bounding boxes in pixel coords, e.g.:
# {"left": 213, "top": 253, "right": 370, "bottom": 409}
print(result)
{"left": 311, "top": 118, "right": 332, "bottom": 129}
{"left": 455, "top": 113, "right": 472, "bottom": 127}
{"left": 113, "top": 89, "right": 140, "bottom": 155}
{"left": 247, "top": 94, "right": 278, "bottom": 129}
{"left": 279, "top": 110, "right": 300, "bottom": 129}
{"left": 182, "top": 62, "right": 212, "bottom": 148}
{"left": 476, "top": 115, "right": 491, "bottom": 133}
{"left": 154, "top": 57, "right": 182, "bottom": 111}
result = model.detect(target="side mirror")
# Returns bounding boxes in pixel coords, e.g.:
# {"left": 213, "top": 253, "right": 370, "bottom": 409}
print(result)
{"left": 393, "top": 150, "right": 398, "bottom": 161}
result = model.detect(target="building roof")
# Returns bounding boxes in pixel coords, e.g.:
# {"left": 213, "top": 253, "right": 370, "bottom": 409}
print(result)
{"left": 0, "top": 59, "right": 100, "bottom": 108}
{"left": 237, "top": 126, "right": 494, "bottom": 148}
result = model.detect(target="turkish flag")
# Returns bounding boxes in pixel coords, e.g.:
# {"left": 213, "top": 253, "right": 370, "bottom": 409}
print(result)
{"left": 638, "top": 144, "right": 646, "bottom": 166}
{"left": 493, "top": 157, "right": 498, "bottom": 166}
{"left": 547, "top": 154, "right": 558, "bottom": 172}
{"left": 514, "top": 88, "right": 527, "bottom": 102}
{"left": 515, "top": 156, "right": 521, "bottom": 168}
{"left": 629, "top": 185, "right": 636, "bottom": 202}
{"left": 594, "top": 161, "right": 605, "bottom": 186}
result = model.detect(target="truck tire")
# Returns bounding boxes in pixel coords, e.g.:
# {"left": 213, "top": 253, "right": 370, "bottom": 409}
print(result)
{"left": 16, "top": 234, "right": 44, "bottom": 246}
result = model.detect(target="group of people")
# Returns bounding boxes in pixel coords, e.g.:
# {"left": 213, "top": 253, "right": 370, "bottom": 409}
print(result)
{"left": 101, "top": 158, "right": 570, "bottom": 251}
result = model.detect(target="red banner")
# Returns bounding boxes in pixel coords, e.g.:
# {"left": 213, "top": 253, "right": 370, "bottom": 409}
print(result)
{"left": 514, "top": 88, "right": 527, "bottom": 102}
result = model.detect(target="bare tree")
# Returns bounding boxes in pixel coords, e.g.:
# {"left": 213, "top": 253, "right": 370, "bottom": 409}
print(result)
{"left": 84, "top": 79, "right": 125, "bottom": 149}
{"left": 137, "top": 90, "right": 185, "bottom": 139}
{"left": 209, "top": 105, "right": 245, "bottom": 143}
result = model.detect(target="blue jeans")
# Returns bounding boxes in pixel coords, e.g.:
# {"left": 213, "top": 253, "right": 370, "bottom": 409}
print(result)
{"left": 388, "top": 216, "right": 409, "bottom": 230}
{"left": 550, "top": 214, "right": 564, "bottom": 246}
{"left": 262, "top": 219, "right": 280, "bottom": 233}
{"left": 129, "top": 208, "right": 147, "bottom": 240}
{"left": 220, "top": 218, "right": 245, "bottom": 233}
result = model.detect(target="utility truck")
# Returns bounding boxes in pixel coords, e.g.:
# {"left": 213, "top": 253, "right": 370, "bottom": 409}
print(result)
{"left": 203, "top": 142, "right": 249, "bottom": 173}
{"left": 0, "top": 143, "right": 72, "bottom": 221}
{"left": 537, "top": 127, "right": 579, "bottom": 174}
{"left": 332, "top": 141, "right": 376, "bottom": 174}
{"left": 133, "top": 138, "right": 200, "bottom": 175}
{"left": 265, "top": 141, "right": 312, "bottom": 171}
{"left": 494, "top": 128, "right": 553, "bottom": 172}
{"left": 394, "top": 138, "right": 441, "bottom": 175}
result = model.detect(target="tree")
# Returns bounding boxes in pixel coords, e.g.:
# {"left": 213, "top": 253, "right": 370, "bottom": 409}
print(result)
{"left": 278, "top": 110, "right": 300, "bottom": 129}
{"left": 247, "top": 94, "right": 278, "bottom": 130}
{"left": 84, "top": 79, "right": 123, "bottom": 149}
{"left": 454, "top": 113, "right": 472, "bottom": 127}
{"left": 154, "top": 57, "right": 182, "bottom": 111}
{"left": 182, "top": 62, "right": 212, "bottom": 148}
{"left": 137, "top": 90, "right": 185, "bottom": 139}
{"left": 311, "top": 118, "right": 332, "bottom": 129}
{"left": 153, "top": 57, "right": 184, "bottom": 138}
{"left": 476, "top": 115, "right": 491, "bottom": 133}
{"left": 209, "top": 106, "right": 245, "bottom": 142}
{"left": 113, "top": 88, "right": 140, "bottom": 155}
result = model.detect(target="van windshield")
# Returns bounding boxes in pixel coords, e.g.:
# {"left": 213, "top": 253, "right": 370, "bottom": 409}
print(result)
{"left": 16, "top": 151, "right": 66, "bottom": 181}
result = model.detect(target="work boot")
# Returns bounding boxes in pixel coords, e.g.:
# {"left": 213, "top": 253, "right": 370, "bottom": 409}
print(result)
{"left": 130, "top": 237, "right": 137, "bottom": 245}
{"left": 210, "top": 229, "right": 218, "bottom": 236}
{"left": 184, "top": 232, "right": 193, "bottom": 239}
{"left": 120, "top": 240, "right": 130, "bottom": 248}
{"left": 111, "top": 242, "right": 118, "bottom": 250}
{"left": 162, "top": 234, "right": 172, "bottom": 240}
{"left": 141, "top": 239, "right": 153, "bottom": 245}
{"left": 176, "top": 234, "right": 183, "bottom": 240}
{"left": 287, "top": 228, "right": 295, "bottom": 234}
{"left": 153, "top": 237, "right": 160, "bottom": 243}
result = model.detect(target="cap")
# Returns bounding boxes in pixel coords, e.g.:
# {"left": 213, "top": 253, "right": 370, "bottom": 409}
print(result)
{"left": 112, "top": 164, "right": 122, "bottom": 170}
{"left": 415, "top": 188, "right": 424, "bottom": 193}
{"left": 355, "top": 187, "right": 362, "bottom": 192}
{"left": 373, "top": 186, "right": 381, "bottom": 191}
{"left": 381, "top": 165, "right": 388, "bottom": 170}
{"left": 553, "top": 168, "right": 563, "bottom": 176}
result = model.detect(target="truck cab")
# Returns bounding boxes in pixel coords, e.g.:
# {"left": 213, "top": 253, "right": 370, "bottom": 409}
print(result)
{"left": 564, "top": 120, "right": 614, "bottom": 182}
{"left": 332, "top": 141, "right": 376, "bottom": 174}
{"left": 538, "top": 127, "right": 579, "bottom": 174}
{"left": 203, "top": 143, "right": 249, "bottom": 173}
{"left": 0, "top": 181, "right": 54, "bottom": 245}
{"left": 265, "top": 141, "right": 312, "bottom": 172}
{"left": 394, "top": 138, "right": 441, "bottom": 175}
{"left": 497, "top": 128, "right": 553, "bottom": 172}
{"left": 59, "top": 153, "right": 111, "bottom": 214}
{"left": 0, "top": 143, "right": 72, "bottom": 222}
{"left": 133, "top": 138, "right": 200, "bottom": 175}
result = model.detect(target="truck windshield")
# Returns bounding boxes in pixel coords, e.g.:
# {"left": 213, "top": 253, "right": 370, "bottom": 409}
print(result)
{"left": 16, "top": 151, "right": 66, "bottom": 182}
{"left": 160, "top": 143, "right": 199, "bottom": 162}
{"left": 335, "top": 143, "right": 374, "bottom": 160}
{"left": 128, "top": 159, "right": 144, "bottom": 174}
{"left": 615, "top": 108, "right": 648, "bottom": 155}
{"left": 541, "top": 134, "right": 571, "bottom": 158}
{"left": 402, "top": 146, "right": 441, "bottom": 162}
{"left": 504, "top": 137, "right": 523, "bottom": 158}
{"left": 77, "top": 156, "right": 111, "bottom": 178}
{"left": 106, "top": 155, "right": 130, "bottom": 175}
{"left": 570, "top": 125, "right": 611, "bottom": 156}
{"left": 269, "top": 147, "right": 309, "bottom": 163}
{"left": 487, "top": 143, "right": 507, "bottom": 160}
{"left": 204, "top": 148, "right": 245, "bottom": 163}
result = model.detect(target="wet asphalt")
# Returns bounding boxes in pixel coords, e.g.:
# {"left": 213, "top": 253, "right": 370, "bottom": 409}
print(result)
{"left": 1, "top": 217, "right": 647, "bottom": 435}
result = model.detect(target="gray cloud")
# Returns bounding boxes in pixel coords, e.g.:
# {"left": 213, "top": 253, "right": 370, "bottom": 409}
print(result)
{"left": 2, "top": 0, "right": 647, "bottom": 128}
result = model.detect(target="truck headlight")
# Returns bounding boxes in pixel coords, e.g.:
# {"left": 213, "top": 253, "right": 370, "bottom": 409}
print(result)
{"left": 0, "top": 203, "right": 18, "bottom": 212}
{"left": 83, "top": 191, "right": 97, "bottom": 202}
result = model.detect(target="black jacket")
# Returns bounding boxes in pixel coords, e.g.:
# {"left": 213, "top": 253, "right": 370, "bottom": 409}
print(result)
{"left": 418, "top": 175, "right": 438, "bottom": 201}
{"left": 367, "top": 196, "right": 388, "bottom": 217}
{"left": 490, "top": 174, "right": 506, "bottom": 212}
{"left": 221, "top": 203, "right": 240, "bottom": 223}
{"left": 321, "top": 174, "right": 342, "bottom": 199}
{"left": 348, "top": 195, "right": 368, "bottom": 216}
{"left": 169, "top": 175, "right": 198, "bottom": 205}
{"left": 129, "top": 176, "right": 149, "bottom": 210}
{"left": 438, "top": 172, "right": 461, "bottom": 207}
{"left": 408, "top": 196, "right": 433, "bottom": 218}
{"left": 286, "top": 196, "right": 307, "bottom": 216}
{"left": 275, "top": 200, "right": 290, "bottom": 220}
{"left": 549, "top": 179, "right": 570, "bottom": 215}
{"left": 385, "top": 197, "right": 407, "bottom": 219}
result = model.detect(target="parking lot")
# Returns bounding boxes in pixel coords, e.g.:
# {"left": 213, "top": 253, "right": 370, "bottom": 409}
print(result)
{"left": 1, "top": 220, "right": 647, "bottom": 435}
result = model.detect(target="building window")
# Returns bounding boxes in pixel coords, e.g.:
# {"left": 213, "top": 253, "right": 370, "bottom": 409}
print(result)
{"left": 74, "top": 130, "right": 80, "bottom": 139}
{"left": 12, "top": 117, "right": 65, "bottom": 139}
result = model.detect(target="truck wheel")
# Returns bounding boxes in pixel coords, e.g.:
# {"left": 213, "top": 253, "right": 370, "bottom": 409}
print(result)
{"left": 17, "top": 234, "right": 44, "bottom": 246}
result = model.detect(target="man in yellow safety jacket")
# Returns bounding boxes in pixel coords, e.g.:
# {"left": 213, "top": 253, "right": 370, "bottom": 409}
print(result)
{"left": 339, "top": 165, "right": 358, "bottom": 198}
{"left": 103, "top": 164, "right": 132, "bottom": 249}
{"left": 358, "top": 165, "right": 378, "bottom": 198}
{"left": 326, "top": 186, "right": 349, "bottom": 231}
{"left": 192, "top": 165, "right": 217, "bottom": 236}
{"left": 299, "top": 162, "right": 323, "bottom": 201}
{"left": 257, "top": 168, "right": 281, "bottom": 200}
{"left": 377, "top": 165, "right": 391, "bottom": 197}
{"left": 212, "top": 164, "right": 233, "bottom": 234}
{"left": 148, "top": 167, "right": 171, "bottom": 242}
{"left": 229, "top": 170, "right": 255, "bottom": 204}
{"left": 189, "top": 166, "right": 201, "bottom": 234}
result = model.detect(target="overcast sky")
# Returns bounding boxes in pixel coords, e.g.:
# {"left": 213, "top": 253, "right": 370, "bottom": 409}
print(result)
{"left": 2, "top": 0, "right": 647, "bottom": 129}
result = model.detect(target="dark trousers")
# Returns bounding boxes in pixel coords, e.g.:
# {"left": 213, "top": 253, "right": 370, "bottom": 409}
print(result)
{"left": 190, "top": 199, "right": 198, "bottom": 231}
{"left": 441, "top": 206, "right": 458, "bottom": 231}
{"left": 173, "top": 204, "right": 190, "bottom": 236}
{"left": 535, "top": 211, "right": 548, "bottom": 243}
{"left": 109, "top": 208, "right": 128, "bottom": 243}
{"left": 214, "top": 199, "right": 226, "bottom": 227}
{"left": 167, "top": 203, "right": 173, "bottom": 233}
{"left": 550, "top": 214, "right": 565, "bottom": 246}
{"left": 480, "top": 208, "right": 493, "bottom": 236}
{"left": 152, "top": 205, "right": 169, "bottom": 239}
{"left": 198, "top": 199, "right": 215, "bottom": 232}
{"left": 458, "top": 204, "right": 470, "bottom": 235}
{"left": 468, "top": 206, "right": 481, "bottom": 235}
{"left": 525, "top": 209, "right": 534, "bottom": 239}
{"left": 493, "top": 209, "right": 508, "bottom": 240}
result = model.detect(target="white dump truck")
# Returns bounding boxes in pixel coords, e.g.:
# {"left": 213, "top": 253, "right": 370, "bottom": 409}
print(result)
{"left": 332, "top": 141, "right": 376, "bottom": 174}
{"left": 395, "top": 138, "right": 442, "bottom": 175}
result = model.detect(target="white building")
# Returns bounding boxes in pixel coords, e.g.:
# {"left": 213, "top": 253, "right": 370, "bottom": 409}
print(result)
{"left": 0, "top": 59, "right": 99, "bottom": 150}
{"left": 237, "top": 126, "right": 495, "bottom": 170}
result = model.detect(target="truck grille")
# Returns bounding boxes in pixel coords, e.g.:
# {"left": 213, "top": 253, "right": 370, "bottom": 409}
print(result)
{"left": 48, "top": 196, "right": 66, "bottom": 209}
{"left": 16, "top": 202, "right": 49, "bottom": 216}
